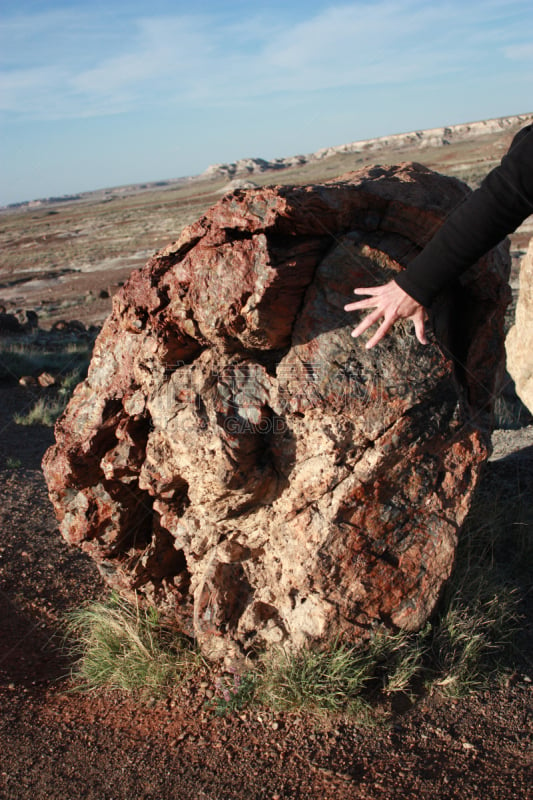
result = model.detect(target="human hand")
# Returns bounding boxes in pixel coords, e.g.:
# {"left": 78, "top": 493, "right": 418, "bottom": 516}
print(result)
{"left": 343, "top": 280, "right": 428, "bottom": 349}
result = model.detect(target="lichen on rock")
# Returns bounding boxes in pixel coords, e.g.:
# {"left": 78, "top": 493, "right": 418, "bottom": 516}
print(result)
{"left": 42, "top": 163, "right": 511, "bottom": 662}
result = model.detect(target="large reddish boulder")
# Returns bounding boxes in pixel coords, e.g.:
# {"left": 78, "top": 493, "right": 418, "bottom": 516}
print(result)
{"left": 42, "top": 164, "right": 510, "bottom": 662}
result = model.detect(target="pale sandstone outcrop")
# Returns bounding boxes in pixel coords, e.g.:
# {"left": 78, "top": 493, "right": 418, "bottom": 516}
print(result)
{"left": 42, "top": 164, "right": 510, "bottom": 662}
{"left": 507, "top": 238, "right": 533, "bottom": 413}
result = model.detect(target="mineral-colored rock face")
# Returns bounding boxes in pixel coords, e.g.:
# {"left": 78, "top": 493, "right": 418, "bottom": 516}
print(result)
{"left": 42, "top": 164, "right": 510, "bottom": 662}
{"left": 507, "top": 238, "right": 533, "bottom": 413}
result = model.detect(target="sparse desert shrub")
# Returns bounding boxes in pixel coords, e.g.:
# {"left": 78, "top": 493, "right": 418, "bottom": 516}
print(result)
{"left": 65, "top": 593, "right": 199, "bottom": 696}
{"left": 14, "top": 395, "right": 66, "bottom": 427}
{"left": 428, "top": 589, "right": 519, "bottom": 696}
{"left": 3, "top": 456, "right": 22, "bottom": 469}
{"left": 3, "top": 334, "right": 93, "bottom": 426}
{"left": 0, "top": 336, "right": 93, "bottom": 382}
{"left": 256, "top": 638, "right": 376, "bottom": 715}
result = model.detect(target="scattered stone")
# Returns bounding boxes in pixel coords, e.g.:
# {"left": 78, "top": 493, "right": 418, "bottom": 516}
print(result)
{"left": 67, "top": 320, "right": 86, "bottom": 333}
{"left": 51, "top": 319, "right": 86, "bottom": 334}
{"left": 0, "top": 313, "right": 23, "bottom": 334}
{"left": 19, "top": 376, "right": 38, "bottom": 387}
{"left": 506, "top": 238, "right": 533, "bottom": 413}
{"left": 51, "top": 320, "right": 69, "bottom": 332}
{"left": 43, "top": 164, "right": 510, "bottom": 662}
{"left": 37, "top": 372, "right": 56, "bottom": 388}
{"left": 14, "top": 309, "right": 39, "bottom": 331}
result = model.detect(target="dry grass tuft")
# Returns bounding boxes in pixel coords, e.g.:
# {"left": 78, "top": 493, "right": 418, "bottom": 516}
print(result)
{"left": 65, "top": 593, "right": 199, "bottom": 696}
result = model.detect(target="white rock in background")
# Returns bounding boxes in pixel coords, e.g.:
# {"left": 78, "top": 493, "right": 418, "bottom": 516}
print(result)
{"left": 218, "top": 179, "right": 259, "bottom": 195}
{"left": 507, "top": 238, "right": 533, "bottom": 413}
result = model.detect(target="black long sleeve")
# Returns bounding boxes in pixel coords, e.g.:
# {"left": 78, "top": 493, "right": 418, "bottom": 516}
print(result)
{"left": 394, "top": 124, "right": 533, "bottom": 308}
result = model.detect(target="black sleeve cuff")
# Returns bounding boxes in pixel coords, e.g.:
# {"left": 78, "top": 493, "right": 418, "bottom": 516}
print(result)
{"left": 394, "top": 125, "right": 533, "bottom": 307}
{"left": 393, "top": 271, "right": 433, "bottom": 308}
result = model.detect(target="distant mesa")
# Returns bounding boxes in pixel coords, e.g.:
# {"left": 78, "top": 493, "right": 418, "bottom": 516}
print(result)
{"left": 6, "top": 194, "right": 82, "bottom": 210}
{"left": 2, "top": 178, "right": 187, "bottom": 212}
{"left": 203, "top": 155, "right": 307, "bottom": 180}
{"left": 202, "top": 113, "right": 533, "bottom": 180}
{"left": 4, "top": 112, "right": 532, "bottom": 211}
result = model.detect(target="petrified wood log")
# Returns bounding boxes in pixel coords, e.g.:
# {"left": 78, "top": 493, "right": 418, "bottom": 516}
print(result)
{"left": 42, "top": 164, "right": 510, "bottom": 661}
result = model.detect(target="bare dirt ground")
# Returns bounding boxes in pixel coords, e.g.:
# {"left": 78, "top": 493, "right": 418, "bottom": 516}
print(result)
{"left": 0, "top": 383, "right": 532, "bottom": 800}
{"left": 1, "top": 120, "right": 533, "bottom": 798}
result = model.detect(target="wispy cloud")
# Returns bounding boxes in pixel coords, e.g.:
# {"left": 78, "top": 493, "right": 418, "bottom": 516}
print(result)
{"left": 0, "top": 1, "right": 531, "bottom": 120}
{"left": 504, "top": 42, "right": 533, "bottom": 61}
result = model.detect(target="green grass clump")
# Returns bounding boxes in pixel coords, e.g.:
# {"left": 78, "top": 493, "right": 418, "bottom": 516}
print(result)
{"left": 373, "top": 626, "right": 430, "bottom": 695}
{"left": 237, "top": 628, "right": 429, "bottom": 716}
{"left": 254, "top": 627, "right": 433, "bottom": 716}
{"left": 256, "top": 638, "right": 375, "bottom": 715}
{"left": 429, "top": 589, "right": 519, "bottom": 697}
{"left": 0, "top": 338, "right": 92, "bottom": 382}
{"left": 14, "top": 395, "right": 65, "bottom": 427}
{"left": 65, "top": 593, "right": 198, "bottom": 696}
{"left": 4, "top": 456, "right": 22, "bottom": 469}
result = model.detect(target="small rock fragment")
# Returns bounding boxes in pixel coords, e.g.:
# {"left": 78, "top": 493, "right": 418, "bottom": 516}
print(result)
{"left": 38, "top": 372, "right": 56, "bottom": 387}
{"left": 19, "top": 376, "right": 38, "bottom": 387}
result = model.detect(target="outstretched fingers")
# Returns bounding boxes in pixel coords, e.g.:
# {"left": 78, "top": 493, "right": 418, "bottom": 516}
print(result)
{"left": 344, "top": 297, "right": 378, "bottom": 312}
{"left": 344, "top": 287, "right": 379, "bottom": 309}
{"left": 362, "top": 314, "right": 396, "bottom": 349}
{"left": 350, "top": 307, "right": 383, "bottom": 337}
{"left": 352, "top": 286, "right": 381, "bottom": 297}
{"left": 344, "top": 280, "right": 427, "bottom": 348}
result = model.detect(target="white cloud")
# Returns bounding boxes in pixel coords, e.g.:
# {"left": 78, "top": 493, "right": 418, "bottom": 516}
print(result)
{"left": 71, "top": 16, "right": 213, "bottom": 95}
{"left": 0, "top": 67, "right": 64, "bottom": 112}
{"left": 504, "top": 42, "right": 533, "bottom": 61}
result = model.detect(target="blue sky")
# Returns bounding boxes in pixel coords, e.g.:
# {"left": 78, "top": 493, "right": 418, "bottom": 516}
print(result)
{"left": 1, "top": 0, "right": 532, "bottom": 205}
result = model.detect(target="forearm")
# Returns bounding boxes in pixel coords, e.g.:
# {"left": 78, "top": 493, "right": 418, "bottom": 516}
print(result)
{"left": 395, "top": 125, "right": 533, "bottom": 308}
